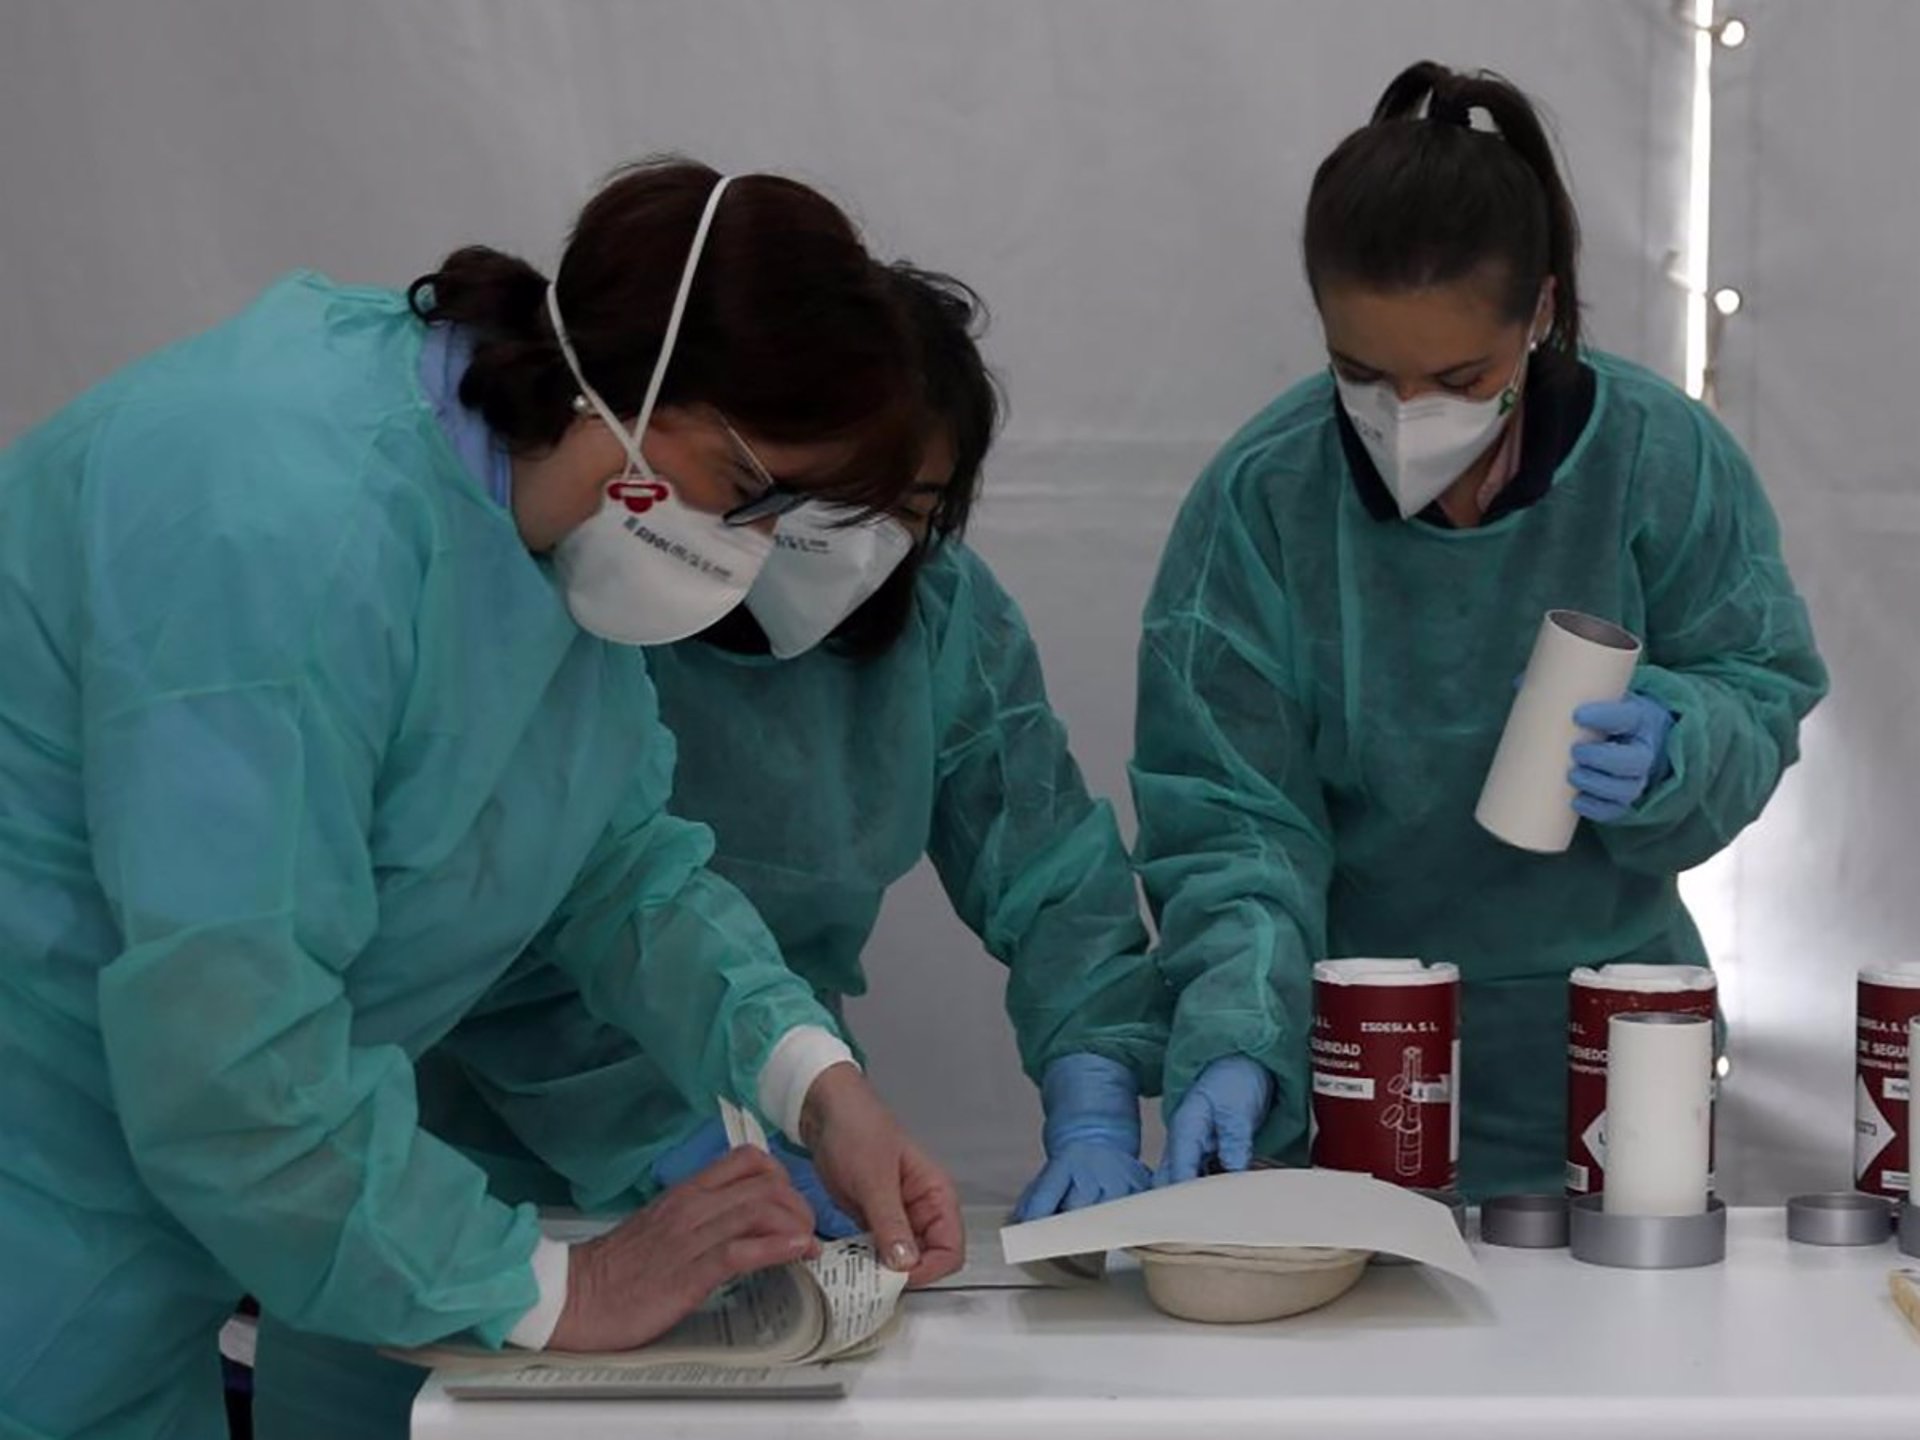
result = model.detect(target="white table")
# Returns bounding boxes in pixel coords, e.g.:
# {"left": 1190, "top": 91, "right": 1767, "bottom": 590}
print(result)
{"left": 412, "top": 1207, "right": 1920, "bottom": 1439}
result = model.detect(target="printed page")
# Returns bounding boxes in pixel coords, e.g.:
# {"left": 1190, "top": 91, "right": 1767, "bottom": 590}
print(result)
{"left": 643, "top": 1262, "right": 819, "bottom": 1360}
{"left": 800, "top": 1237, "right": 910, "bottom": 1359}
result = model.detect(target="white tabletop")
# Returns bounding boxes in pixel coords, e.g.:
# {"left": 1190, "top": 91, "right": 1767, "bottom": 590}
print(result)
{"left": 412, "top": 1207, "right": 1920, "bottom": 1439}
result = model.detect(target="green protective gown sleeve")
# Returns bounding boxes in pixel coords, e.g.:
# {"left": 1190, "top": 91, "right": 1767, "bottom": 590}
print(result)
{"left": 1589, "top": 404, "right": 1827, "bottom": 873}
{"left": 534, "top": 718, "right": 844, "bottom": 1130}
{"left": 82, "top": 407, "right": 542, "bottom": 1351}
{"left": 418, "top": 958, "right": 748, "bottom": 1216}
{"left": 1129, "top": 456, "right": 1333, "bottom": 1154}
{"left": 922, "top": 544, "right": 1171, "bottom": 1090}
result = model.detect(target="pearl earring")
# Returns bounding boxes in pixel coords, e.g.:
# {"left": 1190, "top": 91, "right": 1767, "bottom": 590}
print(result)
{"left": 570, "top": 394, "right": 590, "bottom": 415}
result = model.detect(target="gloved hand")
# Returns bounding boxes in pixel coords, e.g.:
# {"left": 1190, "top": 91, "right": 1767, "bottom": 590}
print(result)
{"left": 652, "top": 1116, "right": 861, "bottom": 1239}
{"left": 1570, "top": 693, "right": 1677, "bottom": 822}
{"left": 1153, "top": 1056, "right": 1276, "bottom": 1187}
{"left": 1012, "top": 1053, "right": 1150, "bottom": 1222}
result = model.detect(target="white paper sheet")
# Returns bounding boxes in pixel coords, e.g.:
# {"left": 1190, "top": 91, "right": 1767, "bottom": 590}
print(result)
{"left": 718, "top": 1096, "right": 769, "bottom": 1152}
{"left": 999, "top": 1169, "right": 1485, "bottom": 1291}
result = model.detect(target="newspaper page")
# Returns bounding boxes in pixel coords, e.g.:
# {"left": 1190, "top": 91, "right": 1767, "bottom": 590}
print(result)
{"left": 799, "top": 1238, "right": 910, "bottom": 1359}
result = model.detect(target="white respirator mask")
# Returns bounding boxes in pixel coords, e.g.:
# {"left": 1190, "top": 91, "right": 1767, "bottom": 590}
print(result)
{"left": 1335, "top": 326, "right": 1540, "bottom": 520}
{"left": 744, "top": 505, "right": 916, "bottom": 659}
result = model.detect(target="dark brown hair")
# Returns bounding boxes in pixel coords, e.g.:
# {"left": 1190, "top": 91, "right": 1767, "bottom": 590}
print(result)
{"left": 1303, "top": 62, "right": 1582, "bottom": 357}
{"left": 829, "top": 262, "right": 1003, "bottom": 657}
{"left": 408, "top": 155, "right": 918, "bottom": 511}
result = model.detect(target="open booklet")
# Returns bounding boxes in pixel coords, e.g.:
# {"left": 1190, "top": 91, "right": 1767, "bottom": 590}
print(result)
{"left": 391, "top": 1233, "right": 908, "bottom": 1381}
{"left": 389, "top": 1103, "right": 907, "bottom": 1394}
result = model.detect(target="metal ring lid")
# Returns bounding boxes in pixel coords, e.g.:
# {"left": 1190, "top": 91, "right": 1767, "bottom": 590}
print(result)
{"left": 1480, "top": 1193, "right": 1572, "bottom": 1249}
{"left": 1569, "top": 1195, "right": 1727, "bottom": 1270}
{"left": 1786, "top": 1193, "right": 1895, "bottom": 1247}
{"left": 1900, "top": 1203, "right": 1920, "bottom": 1260}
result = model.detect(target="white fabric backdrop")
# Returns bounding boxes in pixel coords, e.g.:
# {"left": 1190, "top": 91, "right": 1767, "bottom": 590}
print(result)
{"left": 1701, "top": 0, "right": 1920, "bottom": 1202}
{"left": 3, "top": 1, "right": 1736, "bottom": 1201}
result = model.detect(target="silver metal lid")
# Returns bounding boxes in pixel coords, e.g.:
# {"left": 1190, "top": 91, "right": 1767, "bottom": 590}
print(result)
{"left": 1569, "top": 1195, "right": 1727, "bottom": 1270}
{"left": 1786, "top": 1192, "right": 1894, "bottom": 1247}
{"left": 1900, "top": 1203, "right": 1920, "bottom": 1259}
{"left": 1479, "top": 1193, "right": 1572, "bottom": 1249}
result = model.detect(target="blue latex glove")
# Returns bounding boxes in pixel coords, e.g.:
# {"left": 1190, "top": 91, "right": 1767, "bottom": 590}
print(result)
{"left": 1570, "top": 694, "right": 1677, "bottom": 823}
{"left": 1153, "top": 1056, "right": 1276, "bottom": 1187}
{"left": 1012, "top": 1054, "right": 1150, "bottom": 1222}
{"left": 652, "top": 1118, "right": 861, "bottom": 1239}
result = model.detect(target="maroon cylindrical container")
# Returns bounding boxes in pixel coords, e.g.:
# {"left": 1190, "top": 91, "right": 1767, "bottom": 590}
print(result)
{"left": 1311, "top": 959, "right": 1459, "bottom": 1190}
{"left": 1856, "top": 964, "right": 1920, "bottom": 1199}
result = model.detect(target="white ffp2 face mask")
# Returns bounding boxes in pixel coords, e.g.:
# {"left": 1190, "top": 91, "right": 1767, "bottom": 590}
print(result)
{"left": 1335, "top": 339, "right": 1534, "bottom": 520}
{"left": 743, "top": 505, "right": 915, "bottom": 659}
{"left": 547, "top": 175, "right": 776, "bottom": 646}
{"left": 558, "top": 478, "right": 777, "bottom": 647}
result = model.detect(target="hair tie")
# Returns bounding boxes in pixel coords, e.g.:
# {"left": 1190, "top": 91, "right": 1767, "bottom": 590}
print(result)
{"left": 1428, "top": 92, "right": 1472, "bottom": 129}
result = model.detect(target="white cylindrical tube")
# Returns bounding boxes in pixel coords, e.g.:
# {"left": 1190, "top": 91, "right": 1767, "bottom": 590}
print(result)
{"left": 1475, "top": 609, "right": 1643, "bottom": 854}
{"left": 1603, "top": 1012, "right": 1713, "bottom": 1217}
{"left": 1566, "top": 964, "right": 1718, "bottom": 1197}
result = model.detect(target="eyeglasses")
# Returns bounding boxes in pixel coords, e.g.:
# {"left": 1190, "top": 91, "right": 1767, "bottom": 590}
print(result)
{"left": 718, "top": 417, "right": 811, "bottom": 528}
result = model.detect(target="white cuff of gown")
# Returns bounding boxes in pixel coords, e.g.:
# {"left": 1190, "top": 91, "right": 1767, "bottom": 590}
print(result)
{"left": 506, "top": 1236, "right": 572, "bottom": 1350}
{"left": 758, "top": 1025, "right": 859, "bottom": 1142}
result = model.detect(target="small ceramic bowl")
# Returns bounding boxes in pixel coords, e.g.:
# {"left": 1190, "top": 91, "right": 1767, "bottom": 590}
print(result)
{"left": 1126, "top": 1243, "right": 1372, "bottom": 1324}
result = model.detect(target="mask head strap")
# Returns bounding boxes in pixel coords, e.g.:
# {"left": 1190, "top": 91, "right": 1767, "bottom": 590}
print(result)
{"left": 545, "top": 174, "right": 737, "bottom": 482}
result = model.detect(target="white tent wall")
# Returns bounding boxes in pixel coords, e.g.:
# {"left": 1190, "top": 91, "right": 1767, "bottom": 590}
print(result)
{"left": 2, "top": 2, "right": 1709, "bottom": 1202}
{"left": 1702, "top": 1, "right": 1920, "bottom": 1203}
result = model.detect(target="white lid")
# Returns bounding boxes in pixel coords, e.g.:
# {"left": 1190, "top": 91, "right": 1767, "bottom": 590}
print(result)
{"left": 1860, "top": 962, "right": 1920, "bottom": 989}
{"left": 1570, "top": 963, "right": 1716, "bottom": 994}
{"left": 1314, "top": 958, "right": 1459, "bottom": 987}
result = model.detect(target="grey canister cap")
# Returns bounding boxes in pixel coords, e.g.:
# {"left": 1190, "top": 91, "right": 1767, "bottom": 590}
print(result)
{"left": 1569, "top": 1195, "right": 1727, "bottom": 1269}
{"left": 1480, "top": 1193, "right": 1572, "bottom": 1249}
{"left": 1786, "top": 1192, "right": 1894, "bottom": 1247}
{"left": 1900, "top": 1203, "right": 1920, "bottom": 1258}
